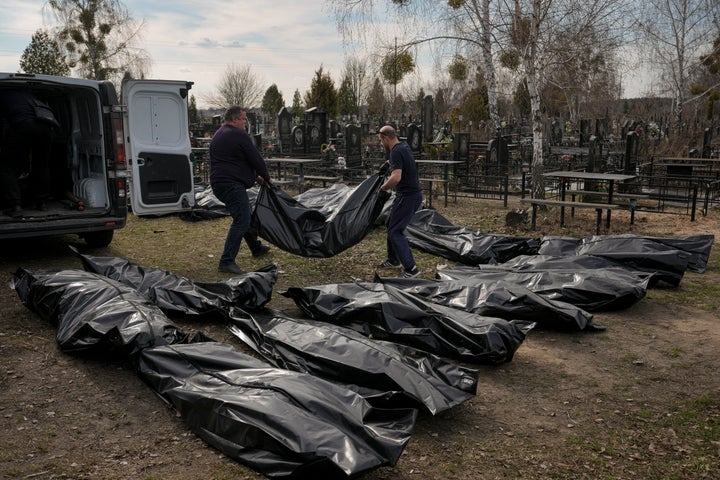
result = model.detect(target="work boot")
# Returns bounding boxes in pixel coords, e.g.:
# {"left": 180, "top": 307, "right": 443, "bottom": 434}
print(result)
{"left": 251, "top": 244, "right": 271, "bottom": 257}
{"left": 217, "top": 263, "right": 246, "bottom": 275}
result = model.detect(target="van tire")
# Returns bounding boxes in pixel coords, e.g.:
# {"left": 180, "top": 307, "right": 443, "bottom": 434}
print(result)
{"left": 82, "top": 230, "right": 114, "bottom": 248}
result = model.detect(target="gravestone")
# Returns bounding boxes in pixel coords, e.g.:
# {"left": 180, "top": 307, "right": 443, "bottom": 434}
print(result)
{"left": 702, "top": 128, "right": 712, "bottom": 158}
{"left": 579, "top": 119, "right": 591, "bottom": 147}
{"left": 344, "top": 124, "right": 362, "bottom": 170}
{"left": 454, "top": 132, "right": 470, "bottom": 163}
{"left": 587, "top": 135, "right": 601, "bottom": 173}
{"left": 595, "top": 118, "right": 607, "bottom": 140}
{"left": 422, "top": 95, "right": 434, "bottom": 144}
{"left": 277, "top": 107, "right": 293, "bottom": 153}
{"left": 304, "top": 107, "right": 328, "bottom": 152}
{"left": 291, "top": 125, "right": 305, "bottom": 154}
{"left": 246, "top": 112, "right": 258, "bottom": 134}
{"left": 329, "top": 120, "right": 340, "bottom": 140}
{"left": 486, "top": 132, "right": 509, "bottom": 176}
{"left": 399, "top": 124, "right": 408, "bottom": 140}
{"left": 407, "top": 123, "right": 422, "bottom": 154}
{"left": 549, "top": 119, "right": 563, "bottom": 146}
{"left": 624, "top": 131, "right": 638, "bottom": 175}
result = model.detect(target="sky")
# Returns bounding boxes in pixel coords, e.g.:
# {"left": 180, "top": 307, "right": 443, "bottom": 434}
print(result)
{"left": 0, "top": 0, "right": 357, "bottom": 108}
{"left": 0, "top": 0, "right": 653, "bottom": 109}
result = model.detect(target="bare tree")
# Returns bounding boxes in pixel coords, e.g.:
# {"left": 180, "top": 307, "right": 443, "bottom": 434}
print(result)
{"left": 636, "top": 0, "right": 720, "bottom": 134}
{"left": 342, "top": 55, "right": 369, "bottom": 116}
{"left": 503, "top": 0, "right": 629, "bottom": 199}
{"left": 44, "top": 0, "right": 150, "bottom": 84}
{"left": 329, "top": 0, "right": 502, "bottom": 130}
{"left": 204, "top": 63, "right": 266, "bottom": 110}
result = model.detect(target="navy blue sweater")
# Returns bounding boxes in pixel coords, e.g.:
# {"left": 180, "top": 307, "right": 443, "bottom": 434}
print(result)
{"left": 209, "top": 124, "right": 270, "bottom": 188}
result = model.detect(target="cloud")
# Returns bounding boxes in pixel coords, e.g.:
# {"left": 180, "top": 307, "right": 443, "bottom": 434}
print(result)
{"left": 196, "top": 38, "right": 221, "bottom": 49}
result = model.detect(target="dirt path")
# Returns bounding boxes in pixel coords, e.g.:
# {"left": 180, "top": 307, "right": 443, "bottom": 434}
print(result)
{"left": 1, "top": 201, "right": 718, "bottom": 479}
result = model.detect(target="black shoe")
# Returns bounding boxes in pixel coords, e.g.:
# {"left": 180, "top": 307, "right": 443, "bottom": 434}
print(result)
{"left": 401, "top": 266, "right": 421, "bottom": 278}
{"left": 218, "top": 263, "right": 246, "bottom": 275}
{"left": 377, "top": 259, "right": 401, "bottom": 268}
{"left": 251, "top": 244, "right": 271, "bottom": 257}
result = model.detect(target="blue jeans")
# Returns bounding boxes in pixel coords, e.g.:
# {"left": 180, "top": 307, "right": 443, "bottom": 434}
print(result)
{"left": 386, "top": 191, "right": 422, "bottom": 270}
{"left": 212, "top": 182, "right": 262, "bottom": 265}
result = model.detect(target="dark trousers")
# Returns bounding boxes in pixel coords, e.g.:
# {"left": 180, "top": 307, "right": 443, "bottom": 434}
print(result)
{"left": 386, "top": 190, "right": 422, "bottom": 270}
{"left": 212, "top": 182, "right": 262, "bottom": 265}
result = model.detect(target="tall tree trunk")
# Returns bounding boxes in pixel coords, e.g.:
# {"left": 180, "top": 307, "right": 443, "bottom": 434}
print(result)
{"left": 525, "top": 0, "right": 546, "bottom": 200}
{"left": 480, "top": 0, "right": 500, "bottom": 130}
{"left": 527, "top": 63, "right": 546, "bottom": 199}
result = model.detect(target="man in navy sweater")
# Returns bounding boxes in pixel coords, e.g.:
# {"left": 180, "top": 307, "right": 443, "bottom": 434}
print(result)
{"left": 210, "top": 106, "right": 272, "bottom": 274}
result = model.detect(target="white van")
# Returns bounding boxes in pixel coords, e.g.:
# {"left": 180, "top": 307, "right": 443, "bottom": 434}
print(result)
{"left": 0, "top": 73, "right": 195, "bottom": 247}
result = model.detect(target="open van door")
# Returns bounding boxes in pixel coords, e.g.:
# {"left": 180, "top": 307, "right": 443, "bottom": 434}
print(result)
{"left": 123, "top": 79, "right": 195, "bottom": 216}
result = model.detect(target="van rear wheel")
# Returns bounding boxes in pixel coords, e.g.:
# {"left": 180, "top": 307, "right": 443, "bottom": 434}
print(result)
{"left": 82, "top": 230, "right": 114, "bottom": 248}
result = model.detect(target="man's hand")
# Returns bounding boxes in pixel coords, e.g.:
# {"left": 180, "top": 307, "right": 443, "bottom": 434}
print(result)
{"left": 378, "top": 161, "right": 389, "bottom": 175}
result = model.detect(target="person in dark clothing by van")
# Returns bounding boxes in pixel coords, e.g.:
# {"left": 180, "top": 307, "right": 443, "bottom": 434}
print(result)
{"left": 210, "top": 106, "right": 273, "bottom": 275}
{"left": 0, "top": 90, "right": 55, "bottom": 218}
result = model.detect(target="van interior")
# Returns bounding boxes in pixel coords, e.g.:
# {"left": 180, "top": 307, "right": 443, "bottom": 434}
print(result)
{"left": 0, "top": 83, "right": 111, "bottom": 221}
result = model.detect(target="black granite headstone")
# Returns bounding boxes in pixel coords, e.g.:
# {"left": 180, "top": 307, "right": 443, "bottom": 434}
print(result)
{"left": 422, "top": 95, "right": 434, "bottom": 143}
{"left": 407, "top": 123, "right": 422, "bottom": 154}
{"left": 277, "top": 107, "right": 293, "bottom": 153}
{"left": 291, "top": 125, "right": 305, "bottom": 154}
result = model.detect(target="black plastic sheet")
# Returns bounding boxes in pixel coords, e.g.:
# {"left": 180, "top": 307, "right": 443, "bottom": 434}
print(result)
{"left": 12, "top": 267, "right": 419, "bottom": 479}
{"left": 435, "top": 260, "right": 651, "bottom": 312}
{"left": 281, "top": 282, "right": 535, "bottom": 364}
{"left": 537, "top": 234, "right": 716, "bottom": 285}
{"left": 227, "top": 307, "right": 478, "bottom": 414}
{"left": 537, "top": 234, "right": 714, "bottom": 273}
{"left": 11, "top": 268, "right": 187, "bottom": 356}
{"left": 74, "top": 248, "right": 277, "bottom": 314}
{"left": 252, "top": 174, "right": 389, "bottom": 257}
{"left": 406, "top": 209, "right": 540, "bottom": 265}
{"left": 138, "top": 340, "right": 418, "bottom": 478}
{"left": 374, "top": 276, "right": 601, "bottom": 331}
{"left": 293, "top": 183, "right": 354, "bottom": 214}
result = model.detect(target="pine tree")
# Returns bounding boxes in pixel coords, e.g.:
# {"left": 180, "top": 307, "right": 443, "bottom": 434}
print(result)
{"left": 19, "top": 30, "right": 70, "bottom": 76}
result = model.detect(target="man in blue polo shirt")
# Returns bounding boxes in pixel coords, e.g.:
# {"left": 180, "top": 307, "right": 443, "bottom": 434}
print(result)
{"left": 377, "top": 125, "right": 423, "bottom": 278}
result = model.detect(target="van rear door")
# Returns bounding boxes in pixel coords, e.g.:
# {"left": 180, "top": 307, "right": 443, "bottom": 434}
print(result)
{"left": 123, "top": 79, "right": 195, "bottom": 216}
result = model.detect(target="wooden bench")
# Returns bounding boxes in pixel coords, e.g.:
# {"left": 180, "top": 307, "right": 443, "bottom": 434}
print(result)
{"left": 302, "top": 175, "right": 343, "bottom": 187}
{"left": 520, "top": 198, "right": 620, "bottom": 234}
{"left": 566, "top": 190, "right": 655, "bottom": 224}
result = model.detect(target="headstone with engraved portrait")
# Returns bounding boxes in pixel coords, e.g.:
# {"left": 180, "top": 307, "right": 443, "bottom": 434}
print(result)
{"left": 304, "top": 107, "right": 327, "bottom": 151}
{"left": 291, "top": 125, "right": 305, "bottom": 154}
{"left": 579, "top": 119, "right": 591, "bottom": 147}
{"left": 454, "top": 132, "right": 469, "bottom": 163}
{"left": 277, "top": 107, "right": 293, "bottom": 153}
{"left": 344, "top": 124, "right": 362, "bottom": 166}
{"left": 407, "top": 123, "right": 422, "bottom": 155}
